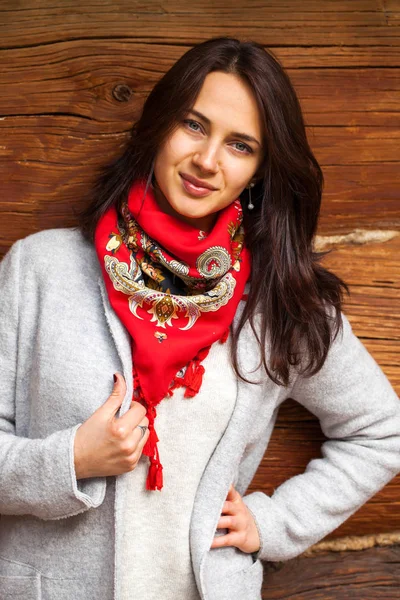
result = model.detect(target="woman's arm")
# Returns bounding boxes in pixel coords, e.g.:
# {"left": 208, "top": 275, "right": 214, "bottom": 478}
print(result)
{"left": 242, "top": 311, "right": 400, "bottom": 562}
{"left": 0, "top": 240, "right": 107, "bottom": 520}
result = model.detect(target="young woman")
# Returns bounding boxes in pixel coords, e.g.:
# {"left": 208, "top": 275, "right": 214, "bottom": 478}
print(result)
{"left": 1, "top": 37, "right": 399, "bottom": 600}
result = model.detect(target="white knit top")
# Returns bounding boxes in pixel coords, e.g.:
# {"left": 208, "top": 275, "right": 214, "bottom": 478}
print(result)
{"left": 119, "top": 337, "right": 238, "bottom": 600}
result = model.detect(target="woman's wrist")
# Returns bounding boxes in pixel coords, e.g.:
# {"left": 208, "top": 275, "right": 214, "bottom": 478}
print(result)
{"left": 73, "top": 426, "right": 87, "bottom": 480}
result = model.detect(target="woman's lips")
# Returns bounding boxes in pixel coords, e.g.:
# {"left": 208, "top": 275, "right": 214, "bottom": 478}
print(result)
{"left": 180, "top": 174, "right": 215, "bottom": 197}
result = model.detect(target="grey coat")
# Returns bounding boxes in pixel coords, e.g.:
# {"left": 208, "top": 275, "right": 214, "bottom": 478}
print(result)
{"left": 1, "top": 227, "right": 400, "bottom": 600}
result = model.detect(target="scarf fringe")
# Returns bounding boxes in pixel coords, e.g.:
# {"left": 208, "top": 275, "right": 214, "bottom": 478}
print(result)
{"left": 133, "top": 334, "right": 229, "bottom": 490}
{"left": 167, "top": 346, "right": 210, "bottom": 398}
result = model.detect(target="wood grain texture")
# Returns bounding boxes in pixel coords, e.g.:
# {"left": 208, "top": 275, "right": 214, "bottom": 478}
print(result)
{"left": 1, "top": 2, "right": 399, "bottom": 585}
{"left": 260, "top": 545, "right": 400, "bottom": 599}
{"left": 1, "top": 1, "right": 399, "bottom": 48}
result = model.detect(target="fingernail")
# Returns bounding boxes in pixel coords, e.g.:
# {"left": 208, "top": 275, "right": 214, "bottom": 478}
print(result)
{"left": 113, "top": 373, "right": 117, "bottom": 383}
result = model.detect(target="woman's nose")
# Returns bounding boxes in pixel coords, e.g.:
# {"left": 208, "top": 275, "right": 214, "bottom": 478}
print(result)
{"left": 192, "top": 143, "right": 220, "bottom": 173}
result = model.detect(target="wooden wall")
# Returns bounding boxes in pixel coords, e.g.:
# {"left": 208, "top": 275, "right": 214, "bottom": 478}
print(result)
{"left": 1, "top": 1, "right": 399, "bottom": 596}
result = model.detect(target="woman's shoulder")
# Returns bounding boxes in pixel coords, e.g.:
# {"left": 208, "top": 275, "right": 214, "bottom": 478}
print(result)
{"left": 2, "top": 226, "right": 98, "bottom": 283}
{"left": 19, "top": 226, "right": 93, "bottom": 260}
{"left": 17, "top": 226, "right": 91, "bottom": 255}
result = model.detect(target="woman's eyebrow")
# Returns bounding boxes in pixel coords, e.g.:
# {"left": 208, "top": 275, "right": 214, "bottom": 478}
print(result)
{"left": 186, "top": 108, "right": 261, "bottom": 147}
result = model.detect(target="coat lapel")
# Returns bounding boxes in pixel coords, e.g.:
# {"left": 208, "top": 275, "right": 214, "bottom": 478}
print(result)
{"left": 190, "top": 303, "right": 262, "bottom": 599}
{"left": 189, "top": 376, "right": 257, "bottom": 599}
{"left": 99, "top": 276, "right": 136, "bottom": 600}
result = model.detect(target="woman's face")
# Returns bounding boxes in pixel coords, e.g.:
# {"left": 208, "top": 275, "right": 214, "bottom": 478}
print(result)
{"left": 152, "top": 71, "right": 265, "bottom": 232}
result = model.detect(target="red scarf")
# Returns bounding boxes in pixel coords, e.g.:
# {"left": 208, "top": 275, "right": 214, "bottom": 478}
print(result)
{"left": 94, "top": 178, "right": 251, "bottom": 490}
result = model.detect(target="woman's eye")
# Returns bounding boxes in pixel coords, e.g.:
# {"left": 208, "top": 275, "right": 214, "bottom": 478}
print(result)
{"left": 183, "top": 119, "right": 201, "bottom": 132}
{"left": 233, "top": 142, "right": 253, "bottom": 154}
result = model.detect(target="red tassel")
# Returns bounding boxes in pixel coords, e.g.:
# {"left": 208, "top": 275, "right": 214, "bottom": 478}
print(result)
{"left": 155, "top": 463, "right": 163, "bottom": 489}
{"left": 167, "top": 378, "right": 183, "bottom": 396}
{"left": 146, "top": 458, "right": 163, "bottom": 491}
{"left": 141, "top": 408, "right": 163, "bottom": 491}
{"left": 143, "top": 425, "right": 158, "bottom": 451}
{"left": 167, "top": 345, "right": 211, "bottom": 398}
{"left": 180, "top": 346, "right": 211, "bottom": 397}
{"left": 197, "top": 346, "right": 211, "bottom": 362}
{"left": 132, "top": 367, "right": 164, "bottom": 491}
{"left": 182, "top": 359, "right": 196, "bottom": 386}
{"left": 219, "top": 328, "right": 229, "bottom": 344}
{"left": 183, "top": 363, "right": 205, "bottom": 397}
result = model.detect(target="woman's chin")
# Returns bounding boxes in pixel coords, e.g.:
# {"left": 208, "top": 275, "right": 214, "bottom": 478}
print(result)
{"left": 169, "top": 206, "right": 214, "bottom": 230}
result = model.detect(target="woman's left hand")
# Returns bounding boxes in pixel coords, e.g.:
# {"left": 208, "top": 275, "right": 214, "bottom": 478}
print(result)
{"left": 210, "top": 483, "right": 261, "bottom": 554}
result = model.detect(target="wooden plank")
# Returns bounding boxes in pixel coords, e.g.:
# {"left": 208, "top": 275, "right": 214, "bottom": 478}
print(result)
{"left": 274, "top": 45, "right": 400, "bottom": 67}
{"left": 1, "top": 42, "right": 398, "bottom": 81}
{"left": 260, "top": 545, "right": 400, "bottom": 599}
{"left": 317, "top": 232, "right": 400, "bottom": 289}
{"left": 319, "top": 164, "right": 400, "bottom": 233}
{"left": 0, "top": 1, "right": 399, "bottom": 48}
{"left": 309, "top": 126, "right": 400, "bottom": 164}
{"left": 292, "top": 69, "right": 400, "bottom": 126}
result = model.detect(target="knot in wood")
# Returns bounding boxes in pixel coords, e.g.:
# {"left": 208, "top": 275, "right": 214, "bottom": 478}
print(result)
{"left": 113, "top": 84, "right": 133, "bottom": 103}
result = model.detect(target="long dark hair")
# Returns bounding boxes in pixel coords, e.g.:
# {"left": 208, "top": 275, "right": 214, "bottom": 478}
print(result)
{"left": 77, "top": 36, "right": 349, "bottom": 387}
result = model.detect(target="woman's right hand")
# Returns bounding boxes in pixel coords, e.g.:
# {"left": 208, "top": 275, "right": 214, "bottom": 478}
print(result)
{"left": 73, "top": 372, "right": 150, "bottom": 479}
